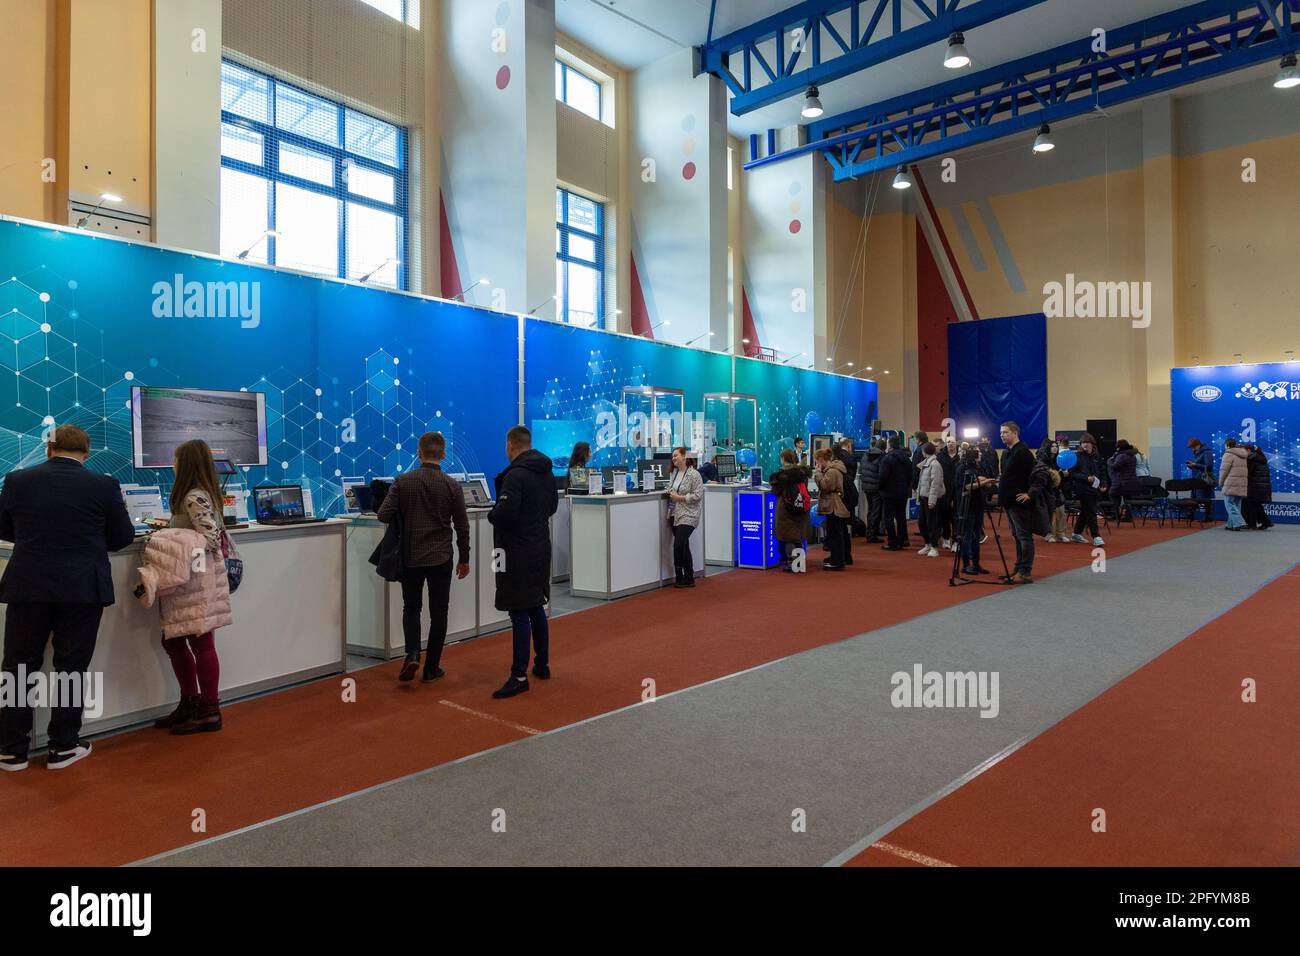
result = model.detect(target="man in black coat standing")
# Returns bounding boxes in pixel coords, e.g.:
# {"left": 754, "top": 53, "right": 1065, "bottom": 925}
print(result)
{"left": 997, "top": 421, "right": 1038, "bottom": 584}
{"left": 859, "top": 439, "right": 885, "bottom": 542}
{"left": 0, "top": 425, "right": 135, "bottom": 771}
{"left": 876, "top": 436, "right": 915, "bottom": 551}
{"left": 489, "top": 425, "right": 559, "bottom": 700}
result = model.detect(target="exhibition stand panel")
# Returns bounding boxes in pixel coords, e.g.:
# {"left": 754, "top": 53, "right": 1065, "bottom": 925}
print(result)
{"left": 0, "top": 521, "right": 347, "bottom": 741}
{"left": 703, "top": 484, "right": 742, "bottom": 566}
{"left": 552, "top": 496, "right": 572, "bottom": 582}
{"left": 735, "top": 489, "right": 781, "bottom": 569}
{"left": 570, "top": 493, "right": 665, "bottom": 600}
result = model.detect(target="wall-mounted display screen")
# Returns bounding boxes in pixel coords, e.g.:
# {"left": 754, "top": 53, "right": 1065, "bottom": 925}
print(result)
{"left": 131, "top": 386, "right": 268, "bottom": 468}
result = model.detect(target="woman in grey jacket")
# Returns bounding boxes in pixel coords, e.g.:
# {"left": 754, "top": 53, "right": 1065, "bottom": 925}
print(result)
{"left": 667, "top": 446, "right": 704, "bottom": 588}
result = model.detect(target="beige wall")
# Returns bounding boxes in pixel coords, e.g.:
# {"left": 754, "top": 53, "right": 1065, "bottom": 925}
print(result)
{"left": 0, "top": 0, "right": 55, "bottom": 221}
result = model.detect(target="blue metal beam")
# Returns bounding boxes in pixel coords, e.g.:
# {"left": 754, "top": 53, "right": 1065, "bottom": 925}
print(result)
{"left": 699, "top": 0, "right": 1049, "bottom": 116}
{"left": 745, "top": 0, "right": 1298, "bottom": 181}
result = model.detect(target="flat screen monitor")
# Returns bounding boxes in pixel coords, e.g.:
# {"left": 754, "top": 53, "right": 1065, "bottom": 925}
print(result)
{"left": 457, "top": 476, "right": 492, "bottom": 506}
{"left": 715, "top": 453, "right": 738, "bottom": 479}
{"left": 131, "top": 386, "right": 268, "bottom": 468}
{"left": 213, "top": 457, "right": 238, "bottom": 476}
{"left": 254, "top": 485, "right": 306, "bottom": 521}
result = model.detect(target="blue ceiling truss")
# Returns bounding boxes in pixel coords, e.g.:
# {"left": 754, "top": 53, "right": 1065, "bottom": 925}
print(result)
{"left": 699, "top": 0, "right": 1050, "bottom": 115}
{"left": 744, "top": 0, "right": 1300, "bottom": 181}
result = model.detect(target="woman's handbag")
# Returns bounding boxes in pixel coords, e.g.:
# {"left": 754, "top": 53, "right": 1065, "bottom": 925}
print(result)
{"left": 220, "top": 528, "right": 243, "bottom": 593}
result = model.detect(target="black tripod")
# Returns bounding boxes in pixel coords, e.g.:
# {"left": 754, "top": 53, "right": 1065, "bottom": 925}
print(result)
{"left": 948, "top": 465, "right": 1013, "bottom": 587}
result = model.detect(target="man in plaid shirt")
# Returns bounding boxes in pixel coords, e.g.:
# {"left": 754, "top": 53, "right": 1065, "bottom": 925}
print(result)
{"left": 378, "top": 431, "right": 471, "bottom": 683}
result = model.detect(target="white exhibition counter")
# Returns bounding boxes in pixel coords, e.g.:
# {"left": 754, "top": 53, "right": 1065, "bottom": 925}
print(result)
{"left": 0, "top": 520, "right": 347, "bottom": 742}
{"left": 568, "top": 492, "right": 706, "bottom": 600}
{"left": 344, "top": 508, "right": 511, "bottom": 659}
{"left": 703, "top": 483, "right": 748, "bottom": 566}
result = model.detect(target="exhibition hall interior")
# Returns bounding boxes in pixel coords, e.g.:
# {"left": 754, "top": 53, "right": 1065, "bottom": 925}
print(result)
{"left": 0, "top": 0, "right": 1296, "bottom": 887}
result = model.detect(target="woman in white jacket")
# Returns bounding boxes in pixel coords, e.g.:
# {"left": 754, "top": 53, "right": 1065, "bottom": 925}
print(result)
{"left": 147, "top": 439, "right": 233, "bottom": 734}
{"left": 915, "top": 442, "right": 945, "bottom": 557}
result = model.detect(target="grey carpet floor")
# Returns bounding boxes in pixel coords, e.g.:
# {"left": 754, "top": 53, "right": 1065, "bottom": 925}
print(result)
{"left": 142, "top": 527, "right": 1298, "bottom": 866}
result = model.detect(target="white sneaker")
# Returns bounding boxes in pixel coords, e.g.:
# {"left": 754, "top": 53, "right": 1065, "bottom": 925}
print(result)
{"left": 1092, "top": 536, "right": 1105, "bottom": 546}
{"left": 47, "top": 740, "right": 92, "bottom": 770}
{"left": 918, "top": 544, "right": 931, "bottom": 554}
{"left": 979, "top": 533, "right": 988, "bottom": 544}
{"left": 1070, "top": 534, "right": 1088, "bottom": 544}
{"left": 925, "top": 546, "right": 940, "bottom": 557}
{"left": 939, "top": 538, "right": 951, "bottom": 550}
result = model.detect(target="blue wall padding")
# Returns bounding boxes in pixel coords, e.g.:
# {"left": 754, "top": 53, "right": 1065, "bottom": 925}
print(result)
{"left": 947, "top": 314, "right": 1047, "bottom": 448}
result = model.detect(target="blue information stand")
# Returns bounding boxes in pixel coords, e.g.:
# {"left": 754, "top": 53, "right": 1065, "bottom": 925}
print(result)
{"left": 735, "top": 489, "right": 780, "bottom": 569}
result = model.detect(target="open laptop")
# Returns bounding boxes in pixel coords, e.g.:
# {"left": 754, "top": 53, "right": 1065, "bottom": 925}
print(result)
{"left": 254, "top": 485, "right": 326, "bottom": 526}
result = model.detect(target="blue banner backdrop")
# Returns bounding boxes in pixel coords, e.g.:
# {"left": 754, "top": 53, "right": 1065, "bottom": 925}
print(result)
{"left": 0, "top": 219, "right": 519, "bottom": 513}
{"left": 948, "top": 314, "right": 1048, "bottom": 448}
{"left": 1171, "top": 363, "right": 1300, "bottom": 523}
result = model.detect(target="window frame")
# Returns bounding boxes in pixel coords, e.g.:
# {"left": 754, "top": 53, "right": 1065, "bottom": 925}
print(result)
{"left": 220, "top": 60, "right": 409, "bottom": 290}
{"left": 554, "top": 59, "right": 602, "bottom": 122}
{"left": 555, "top": 187, "right": 605, "bottom": 329}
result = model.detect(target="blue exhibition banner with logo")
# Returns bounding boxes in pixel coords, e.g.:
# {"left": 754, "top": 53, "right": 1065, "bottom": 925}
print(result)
{"left": 0, "top": 218, "right": 519, "bottom": 514}
{"left": 1170, "top": 363, "right": 1300, "bottom": 523}
{"left": 735, "top": 490, "right": 779, "bottom": 568}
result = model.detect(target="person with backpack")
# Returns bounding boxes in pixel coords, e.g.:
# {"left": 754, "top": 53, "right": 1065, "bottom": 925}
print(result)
{"left": 813, "top": 448, "right": 850, "bottom": 570}
{"left": 378, "top": 431, "right": 472, "bottom": 684}
{"left": 770, "top": 448, "right": 812, "bottom": 571}
{"left": 858, "top": 438, "right": 885, "bottom": 543}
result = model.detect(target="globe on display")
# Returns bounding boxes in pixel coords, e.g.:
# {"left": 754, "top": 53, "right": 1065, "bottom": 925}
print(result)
{"left": 736, "top": 447, "right": 757, "bottom": 469}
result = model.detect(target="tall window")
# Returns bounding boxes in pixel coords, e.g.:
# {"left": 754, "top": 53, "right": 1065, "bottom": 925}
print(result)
{"left": 555, "top": 60, "right": 601, "bottom": 121}
{"left": 556, "top": 188, "right": 604, "bottom": 328}
{"left": 219, "top": 60, "right": 408, "bottom": 290}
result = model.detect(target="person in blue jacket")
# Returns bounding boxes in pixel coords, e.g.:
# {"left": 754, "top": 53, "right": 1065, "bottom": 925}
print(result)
{"left": 1184, "top": 437, "right": 1214, "bottom": 523}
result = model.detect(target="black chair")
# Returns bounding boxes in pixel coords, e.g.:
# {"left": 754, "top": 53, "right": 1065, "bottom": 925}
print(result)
{"left": 1121, "top": 476, "right": 1167, "bottom": 527}
{"left": 1164, "top": 478, "right": 1213, "bottom": 526}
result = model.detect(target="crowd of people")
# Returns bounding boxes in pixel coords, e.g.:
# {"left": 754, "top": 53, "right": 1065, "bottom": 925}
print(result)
{"left": 0, "top": 416, "right": 1281, "bottom": 771}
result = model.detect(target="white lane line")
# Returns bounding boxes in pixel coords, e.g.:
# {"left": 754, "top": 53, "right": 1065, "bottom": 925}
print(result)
{"left": 870, "top": 842, "right": 957, "bottom": 867}
{"left": 439, "top": 699, "right": 540, "bottom": 736}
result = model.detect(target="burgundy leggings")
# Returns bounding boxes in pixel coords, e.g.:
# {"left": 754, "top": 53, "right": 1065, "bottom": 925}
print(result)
{"left": 162, "top": 632, "right": 220, "bottom": 705}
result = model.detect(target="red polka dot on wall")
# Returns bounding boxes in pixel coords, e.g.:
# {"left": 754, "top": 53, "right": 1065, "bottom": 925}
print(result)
{"left": 496, "top": 65, "right": 511, "bottom": 90}
{"left": 682, "top": 162, "right": 697, "bottom": 181}
{"left": 789, "top": 220, "right": 802, "bottom": 234}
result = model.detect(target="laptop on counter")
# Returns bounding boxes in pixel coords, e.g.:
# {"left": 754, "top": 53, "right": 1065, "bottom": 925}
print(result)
{"left": 254, "top": 485, "right": 327, "bottom": 526}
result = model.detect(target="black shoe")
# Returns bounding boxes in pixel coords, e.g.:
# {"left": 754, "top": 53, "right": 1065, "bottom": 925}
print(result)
{"left": 970, "top": 566, "right": 991, "bottom": 575}
{"left": 673, "top": 581, "right": 690, "bottom": 589}
{"left": 843, "top": 556, "right": 854, "bottom": 565}
{"left": 822, "top": 562, "right": 845, "bottom": 571}
{"left": 492, "top": 677, "right": 530, "bottom": 699}
{"left": 170, "top": 701, "right": 222, "bottom": 735}
{"left": 865, "top": 537, "right": 880, "bottom": 544}
{"left": 154, "top": 694, "right": 200, "bottom": 729}
{"left": 532, "top": 664, "right": 551, "bottom": 680}
{"left": 421, "top": 667, "right": 446, "bottom": 683}
{"left": 47, "top": 739, "right": 92, "bottom": 770}
{"left": 399, "top": 656, "right": 420, "bottom": 682}
{"left": 881, "top": 544, "right": 902, "bottom": 551}
{"left": 0, "top": 751, "right": 28, "bottom": 773}
{"left": 961, "top": 567, "right": 974, "bottom": 575}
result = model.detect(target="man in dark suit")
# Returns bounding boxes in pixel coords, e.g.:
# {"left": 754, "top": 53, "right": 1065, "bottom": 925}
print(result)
{"left": 0, "top": 425, "right": 135, "bottom": 771}
{"left": 997, "top": 421, "right": 1038, "bottom": 584}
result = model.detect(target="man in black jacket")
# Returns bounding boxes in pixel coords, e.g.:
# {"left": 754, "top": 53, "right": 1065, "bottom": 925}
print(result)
{"left": 997, "top": 421, "right": 1038, "bottom": 583}
{"left": 489, "top": 425, "right": 559, "bottom": 700}
{"left": 859, "top": 439, "right": 885, "bottom": 542}
{"left": 834, "top": 438, "right": 859, "bottom": 557}
{"left": 877, "top": 436, "right": 914, "bottom": 550}
{"left": 0, "top": 425, "right": 135, "bottom": 771}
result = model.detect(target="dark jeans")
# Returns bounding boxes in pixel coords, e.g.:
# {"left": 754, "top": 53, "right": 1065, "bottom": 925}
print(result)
{"left": 1006, "top": 505, "right": 1035, "bottom": 576}
{"left": 940, "top": 497, "right": 955, "bottom": 541}
{"left": 823, "top": 514, "right": 846, "bottom": 566}
{"left": 882, "top": 498, "right": 908, "bottom": 547}
{"left": 400, "top": 561, "right": 453, "bottom": 670}
{"left": 865, "top": 493, "right": 882, "bottom": 538}
{"left": 0, "top": 602, "right": 103, "bottom": 756}
{"left": 672, "top": 523, "right": 696, "bottom": 584}
{"left": 509, "top": 606, "right": 549, "bottom": 680}
{"left": 1074, "top": 496, "right": 1100, "bottom": 539}
{"left": 1192, "top": 487, "right": 1214, "bottom": 521}
{"left": 1242, "top": 500, "right": 1273, "bottom": 529}
{"left": 918, "top": 500, "right": 938, "bottom": 547}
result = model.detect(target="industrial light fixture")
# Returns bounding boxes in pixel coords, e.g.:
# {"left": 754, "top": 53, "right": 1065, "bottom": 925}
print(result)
{"left": 76, "top": 192, "right": 123, "bottom": 229}
{"left": 943, "top": 31, "right": 971, "bottom": 69}
{"left": 801, "top": 85, "right": 824, "bottom": 119}
{"left": 1275, "top": 52, "right": 1300, "bottom": 89}
{"left": 236, "top": 228, "right": 279, "bottom": 260}
{"left": 358, "top": 257, "right": 399, "bottom": 284}
{"left": 452, "top": 278, "right": 490, "bottom": 302}
{"left": 780, "top": 351, "right": 806, "bottom": 365}
{"left": 1032, "top": 123, "right": 1055, "bottom": 153}
{"left": 1285, "top": 350, "right": 1296, "bottom": 362}
{"left": 832, "top": 362, "right": 855, "bottom": 373}
{"left": 891, "top": 165, "right": 913, "bottom": 190}
{"left": 684, "top": 331, "right": 716, "bottom": 347}
{"left": 1234, "top": 353, "right": 1244, "bottom": 364}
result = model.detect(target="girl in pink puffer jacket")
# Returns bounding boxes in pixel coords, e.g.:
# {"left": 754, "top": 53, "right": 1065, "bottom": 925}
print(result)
{"left": 140, "top": 440, "right": 234, "bottom": 735}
